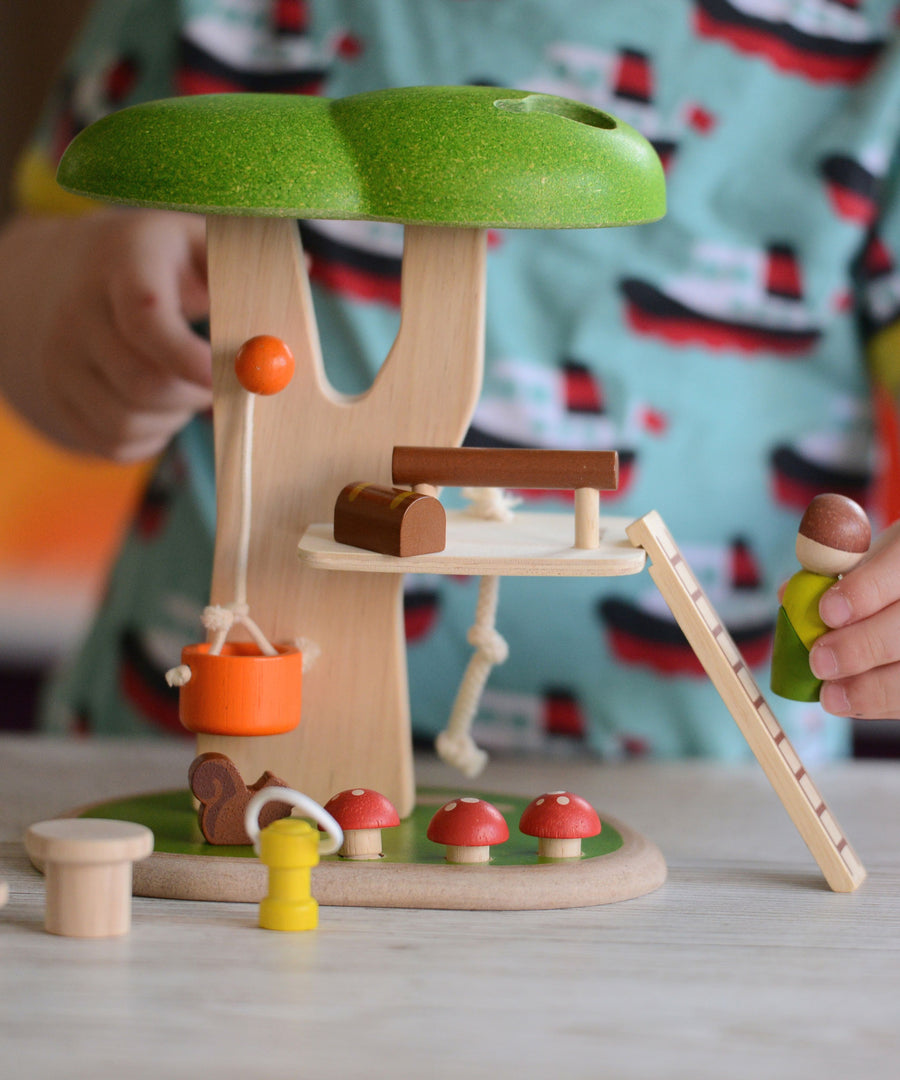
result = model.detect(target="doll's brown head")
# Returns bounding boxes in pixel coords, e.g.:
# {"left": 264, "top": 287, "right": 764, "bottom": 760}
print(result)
{"left": 795, "top": 493, "right": 871, "bottom": 577}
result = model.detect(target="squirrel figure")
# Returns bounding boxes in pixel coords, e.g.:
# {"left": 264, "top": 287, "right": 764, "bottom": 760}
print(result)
{"left": 189, "top": 752, "right": 293, "bottom": 845}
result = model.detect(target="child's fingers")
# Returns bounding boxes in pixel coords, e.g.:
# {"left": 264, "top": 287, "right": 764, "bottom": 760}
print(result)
{"left": 108, "top": 214, "right": 211, "bottom": 388}
{"left": 180, "top": 216, "right": 210, "bottom": 320}
{"left": 85, "top": 334, "right": 211, "bottom": 415}
{"left": 818, "top": 536, "right": 900, "bottom": 628}
{"left": 811, "top": 600, "right": 900, "bottom": 681}
{"left": 57, "top": 383, "right": 200, "bottom": 462}
{"left": 819, "top": 662, "right": 900, "bottom": 719}
{"left": 0, "top": 209, "right": 210, "bottom": 458}
{"left": 52, "top": 330, "right": 210, "bottom": 461}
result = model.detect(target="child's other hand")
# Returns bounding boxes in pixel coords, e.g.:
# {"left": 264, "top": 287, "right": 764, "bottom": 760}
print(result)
{"left": 811, "top": 519, "right": 900, "bottom": 718}
{"left": 0, "top": 208, "right": 211, "bottom": 462}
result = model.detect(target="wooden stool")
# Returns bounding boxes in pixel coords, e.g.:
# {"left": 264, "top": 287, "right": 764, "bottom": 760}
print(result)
{"left": 25, "top": 819, "right": 154, "bottom": 938}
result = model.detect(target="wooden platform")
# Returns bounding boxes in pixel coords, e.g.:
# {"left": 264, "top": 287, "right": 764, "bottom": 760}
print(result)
{"left": 43, "top": 787, "right": 667, "bottom": 911}
{"left": 298, "top": 511, "right": 647, "bottom": 577}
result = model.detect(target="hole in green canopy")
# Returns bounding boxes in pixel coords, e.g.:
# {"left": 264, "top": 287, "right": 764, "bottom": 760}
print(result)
{"left": 494, "top": 94, "right": 617, "bottom": 129}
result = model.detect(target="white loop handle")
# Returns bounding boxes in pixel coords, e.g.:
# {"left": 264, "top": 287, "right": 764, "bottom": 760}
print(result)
{"left": 244, "top": 787, "right": 344, "bottom": 857}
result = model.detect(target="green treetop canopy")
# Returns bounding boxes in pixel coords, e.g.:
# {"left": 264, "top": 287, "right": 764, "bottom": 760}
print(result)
{"left": 57, "top": 85, "right": 665, "bottom": 229}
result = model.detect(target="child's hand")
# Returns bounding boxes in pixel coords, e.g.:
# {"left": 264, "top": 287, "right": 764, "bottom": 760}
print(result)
{"left": 0, "top": 208, "right": 211, "bottom": 462}
{"left": 811, "top": 519, "right": 900, "bottom": 718}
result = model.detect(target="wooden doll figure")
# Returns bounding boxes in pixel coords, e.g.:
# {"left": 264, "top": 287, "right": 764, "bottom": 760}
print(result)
{"left": 771, "top": 493, "right": 871, "bottom": 701}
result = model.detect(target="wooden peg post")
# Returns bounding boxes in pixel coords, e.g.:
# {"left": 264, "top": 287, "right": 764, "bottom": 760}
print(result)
{"left": 574, "top": 488, "right": 601, "bottom": 549}
{"left": 25, "top": 819, "right": 154, "bottom": 937}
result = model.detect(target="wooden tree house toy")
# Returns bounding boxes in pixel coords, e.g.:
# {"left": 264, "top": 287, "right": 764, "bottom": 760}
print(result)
{"left": 57, "top": 85, "right": 662, "bottom": 819}
{"left": 47, "top": 85, "right": 866, "bottom": 908}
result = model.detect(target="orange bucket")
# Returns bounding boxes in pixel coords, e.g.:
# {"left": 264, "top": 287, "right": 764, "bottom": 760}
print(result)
{"left": 179, "top": 642, "right": 303, "bottom": 737}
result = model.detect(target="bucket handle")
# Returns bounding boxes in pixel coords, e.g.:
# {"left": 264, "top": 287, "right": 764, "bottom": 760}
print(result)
{"left": 244, "top": 787, "right": 344, "bottom": 856}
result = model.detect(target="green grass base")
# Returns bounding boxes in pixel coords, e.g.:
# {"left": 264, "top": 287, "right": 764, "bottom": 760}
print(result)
{"left": 81, "top": 788, "right": 623, "bottom": 866}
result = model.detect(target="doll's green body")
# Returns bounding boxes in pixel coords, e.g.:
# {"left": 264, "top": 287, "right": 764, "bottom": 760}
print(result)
{"left": 771, "top": 570, "right": 834, "bottom": 702}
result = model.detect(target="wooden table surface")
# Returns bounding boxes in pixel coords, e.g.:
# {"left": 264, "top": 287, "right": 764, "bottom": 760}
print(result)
{"left": 2, "top": 735, "right": 899, "bottom": 1079}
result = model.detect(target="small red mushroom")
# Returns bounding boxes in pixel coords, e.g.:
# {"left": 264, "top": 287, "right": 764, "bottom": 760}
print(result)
{"left": 426, "top": 797, "right": 509, "bottom": 863}
{"left": 321, "top": 788, "right": 400, "bottom": 859}
{"left": 519, "top": 791, "right": 601, "bottom": 859}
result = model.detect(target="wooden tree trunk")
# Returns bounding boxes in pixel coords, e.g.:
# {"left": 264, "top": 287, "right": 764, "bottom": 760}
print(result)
{"left": 195, "top": 217, "right": 486, "bottom": 815}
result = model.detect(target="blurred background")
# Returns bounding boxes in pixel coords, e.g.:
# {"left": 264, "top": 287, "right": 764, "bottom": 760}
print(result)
{"left": 0, "top": 1, "right": 148, "bottom": 731}
{"left": 0, "top": 2, "right": 88, "bottom": 218}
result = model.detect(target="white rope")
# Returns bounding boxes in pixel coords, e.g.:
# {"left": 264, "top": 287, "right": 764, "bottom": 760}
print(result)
{"left": 244, "top": 786, "right": 343, "bottom": 857}
{"left": 436, "top": 568, "right": 510, "bottom": 778}
{"left": 165, "top": 384, "right": 277, "bottom": 690}
{"left": 461, "top": 486, "right": 520, "bottom": 522}
{"left": 436, "top": 574, "right": 507, "bottom": 777}
{"left": 165, "top": 616, "right": 312, "bottom": 688}
{"left": 236, "top": 391, "right": 255, "bottom": 609}
{"left": 294, "top": 637, "right": 321, "bottom": 673}
{"left": 199, "top": 604, "right": 279, "bottom": 657}
{"left": 434, "top": 487, "right": 519, "bottom": 777}
{"left": 208, "top": 387, "right": 277, "bottom": 654}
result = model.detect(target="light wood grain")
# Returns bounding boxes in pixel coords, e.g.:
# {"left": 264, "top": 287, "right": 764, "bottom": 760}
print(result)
{"left": 574, "top": 487, "right": 601, "bottom": 548}
{"left": 198, "top": 220, "right": 487, "bottom": 816}
{"left": 24, "top": 818, "right": 153, "bottom": 937}
{"left": 299, "top": 512, "right": 646, "bottom": 576}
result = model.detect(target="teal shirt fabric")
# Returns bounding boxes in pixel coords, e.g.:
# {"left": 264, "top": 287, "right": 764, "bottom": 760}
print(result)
{"left": 36, "top": 0, "right": 900, "bottom": 762}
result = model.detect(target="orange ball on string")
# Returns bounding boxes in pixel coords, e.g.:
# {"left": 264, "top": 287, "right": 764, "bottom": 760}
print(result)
{"left": 234, "top": 335, "right": 295, "bottom": 396}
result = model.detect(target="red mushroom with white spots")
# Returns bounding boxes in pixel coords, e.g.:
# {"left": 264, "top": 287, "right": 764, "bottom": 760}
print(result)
{"left": 426, "top": 797, "right": 509, "bottom": 863}
{"left": 519, "top": 791, "right": 601, "bottom": 859}
{"left": 322, "top": 788, "right": 400, "bottom": 859}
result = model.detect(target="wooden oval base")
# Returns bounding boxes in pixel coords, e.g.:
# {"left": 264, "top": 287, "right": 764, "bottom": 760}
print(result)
{"left": 46, "top": 788, "right": 666, "bottom": 911}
